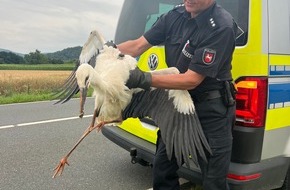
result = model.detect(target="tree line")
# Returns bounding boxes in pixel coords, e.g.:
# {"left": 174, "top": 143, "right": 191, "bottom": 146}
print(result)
{"left": 0, "top": 50, "right": 63, "bottom": 64}
{"left": 0, "top": 46, "right": 81, "bottom": 64}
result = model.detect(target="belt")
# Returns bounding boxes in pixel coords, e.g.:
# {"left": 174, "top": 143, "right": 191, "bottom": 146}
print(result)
{"left": 192, "top": 90, "right": 222, "bottom": 102}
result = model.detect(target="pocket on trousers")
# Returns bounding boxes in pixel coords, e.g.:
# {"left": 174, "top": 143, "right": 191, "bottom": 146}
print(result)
{"left": 205, "top": 136, "right": 232, "bottom": 178}
{"left": 208, "top": 136, "right": 233, "bottom": 154}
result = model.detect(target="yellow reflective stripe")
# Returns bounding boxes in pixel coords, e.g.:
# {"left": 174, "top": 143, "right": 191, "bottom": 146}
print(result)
{"left": 269, "top": 54, "right": 290, "bottom": 65}
{"left": 231, "top": 54, "right": 268, "bottom": 80}
{"left": 119, "top": 118, "right": 158, "bottom": 144}
{"left": 266, "top": 107, "right": 290, "bottom": 130}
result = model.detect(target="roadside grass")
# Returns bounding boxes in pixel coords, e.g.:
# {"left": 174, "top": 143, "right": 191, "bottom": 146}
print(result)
{"left": 0, "top": 93, "right": 54, "bottom": 104}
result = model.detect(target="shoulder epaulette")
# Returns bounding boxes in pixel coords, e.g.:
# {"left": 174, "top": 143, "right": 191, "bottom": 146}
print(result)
{"left": 174, "top": 3, "right": 184, "bottom": 8}
{"left": 173, "top": 3, "right": 185, "bottom": 13}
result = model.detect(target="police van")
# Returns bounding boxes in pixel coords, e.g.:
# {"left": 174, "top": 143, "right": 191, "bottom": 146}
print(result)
{"left": 101, "top": 0, "right": 290, "bottom": 189}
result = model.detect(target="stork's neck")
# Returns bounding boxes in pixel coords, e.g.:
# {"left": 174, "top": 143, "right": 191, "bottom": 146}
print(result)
{"left": 88, "top": 67, "right": 107, "bottom": 90}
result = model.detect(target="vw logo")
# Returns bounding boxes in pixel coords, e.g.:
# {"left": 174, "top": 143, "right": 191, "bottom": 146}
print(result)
{"left": 147, "top": 54, "right": 158, "bottom": 70}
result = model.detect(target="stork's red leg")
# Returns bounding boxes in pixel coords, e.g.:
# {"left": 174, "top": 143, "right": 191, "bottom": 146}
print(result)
{"left": 96, "top": 118, "right": 123, "bottom": 132}
{"left": 52, "top": 110, "right": 122, "bottom": 178}
{"left": 52, "top": 109, "right": 100, "bottom": 178}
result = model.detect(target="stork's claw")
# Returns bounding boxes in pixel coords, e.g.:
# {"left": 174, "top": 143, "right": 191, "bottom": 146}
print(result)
{"left": 52, "top": 157, "right": 70, "bottom": 178}
{"left": 52, "top": 119, "right": 121, "bottom": 179}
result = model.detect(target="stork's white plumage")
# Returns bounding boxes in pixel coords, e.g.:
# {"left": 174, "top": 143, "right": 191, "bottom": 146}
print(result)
{"left": 53, "top": 30, "right": 211, "bottom": 178}
{"left": 76, "top": 46, "right": 136, "bottom": 121}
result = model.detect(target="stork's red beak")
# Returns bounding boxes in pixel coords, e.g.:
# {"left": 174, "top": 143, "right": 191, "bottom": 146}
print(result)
{"left": 79, "top": 87, "right": 88, "bottom": 118}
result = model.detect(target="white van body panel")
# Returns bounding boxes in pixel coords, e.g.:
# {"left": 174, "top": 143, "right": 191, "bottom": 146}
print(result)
{"left": 268, "top": 0, "right": 290, "bottom": 54}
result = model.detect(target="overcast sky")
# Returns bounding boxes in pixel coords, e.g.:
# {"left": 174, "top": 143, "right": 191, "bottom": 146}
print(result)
{"left": 0, "top": 0, "right": 124, "bottom": 54}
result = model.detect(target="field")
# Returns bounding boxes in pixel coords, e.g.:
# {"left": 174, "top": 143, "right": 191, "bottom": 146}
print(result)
{"left": 0, "top": 70, "right": 71, "bottom": 104}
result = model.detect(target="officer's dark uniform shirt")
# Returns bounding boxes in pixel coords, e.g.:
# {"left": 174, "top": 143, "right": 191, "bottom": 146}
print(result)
{"left": 143, "top": 2, "right": 237, "bottom": 95}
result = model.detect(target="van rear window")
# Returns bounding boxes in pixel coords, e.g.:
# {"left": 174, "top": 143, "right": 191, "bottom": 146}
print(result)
{"left": 115, "top": 0, "right": 249, "bottom": 46}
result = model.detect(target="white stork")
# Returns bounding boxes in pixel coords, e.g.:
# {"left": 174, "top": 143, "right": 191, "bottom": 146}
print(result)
{"left": 52, "top": 30, "right": 212, "bottom": 178}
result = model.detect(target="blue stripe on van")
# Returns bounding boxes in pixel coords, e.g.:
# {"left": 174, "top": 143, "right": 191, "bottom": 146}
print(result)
{"left": 268, "top": 82, "right": 290, "bottom": 109}
{"left": 270, "top": 66, "right": 290, "bottom": 76}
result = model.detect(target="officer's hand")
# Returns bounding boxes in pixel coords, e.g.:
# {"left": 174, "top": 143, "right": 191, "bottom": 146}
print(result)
{"left": 126, "top": 68, "right": 152, "bottom": 90}
{"left": 104, "top": 40, "right": 117, "bottom": 48}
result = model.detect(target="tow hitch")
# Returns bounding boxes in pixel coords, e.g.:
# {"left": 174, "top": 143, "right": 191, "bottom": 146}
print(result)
{"left": 130, "top": 148, "right": 152, "bottom": 167}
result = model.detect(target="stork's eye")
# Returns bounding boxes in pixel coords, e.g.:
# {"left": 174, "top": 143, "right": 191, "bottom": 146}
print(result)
{"left": 118, "top": 53, "right": 124, "bottom": 59}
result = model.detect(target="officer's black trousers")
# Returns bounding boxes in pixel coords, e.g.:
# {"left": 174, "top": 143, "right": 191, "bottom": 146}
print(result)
{"left": 153, "top": 97, "right": 235, "bottom": 190}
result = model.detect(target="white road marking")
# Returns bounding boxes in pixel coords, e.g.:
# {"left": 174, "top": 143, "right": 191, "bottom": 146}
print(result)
{"left": 0, "top": 99, "right": 78, "bottom": 107}
{"left": 0, "top": 114, "right": 93, "bottom": 129}
{"left": 0, "top": 125, "right": 15, "bottom": 129}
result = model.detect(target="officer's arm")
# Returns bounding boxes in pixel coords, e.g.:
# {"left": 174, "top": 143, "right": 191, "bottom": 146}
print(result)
{"left": 151, "top": 69, "right": 205, "bottom": 90}
{"left": 125, "top": 67, "right": 205, "bottom": 90}
{"left": 117, "top": 36, "right": 152, "bottom": 57}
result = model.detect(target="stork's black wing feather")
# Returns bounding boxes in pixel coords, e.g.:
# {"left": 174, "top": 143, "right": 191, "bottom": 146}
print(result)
{"left": 52, "top": 30, "right": 104, "bottom": 104}
{"left": 122, "top": 88, "right": 212, "bottom": 167}
{"left": 52, "top": 60, "right": 80, "bottom": 104}
{"left": 52, "top": 55, "right": 97, "bottom": 104}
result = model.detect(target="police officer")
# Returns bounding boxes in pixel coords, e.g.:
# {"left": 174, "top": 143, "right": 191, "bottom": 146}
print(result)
{"left": 117, "top": 0, "right": 237, "bottom": 189}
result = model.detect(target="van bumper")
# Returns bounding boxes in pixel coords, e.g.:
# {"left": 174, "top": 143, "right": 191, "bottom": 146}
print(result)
{"left": 101, "top": 125, "right": 289, "bottom": 190}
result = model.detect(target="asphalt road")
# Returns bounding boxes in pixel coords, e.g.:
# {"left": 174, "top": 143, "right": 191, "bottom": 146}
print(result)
{"left": 0, "top": 99, "right": 153, "bottom": 190}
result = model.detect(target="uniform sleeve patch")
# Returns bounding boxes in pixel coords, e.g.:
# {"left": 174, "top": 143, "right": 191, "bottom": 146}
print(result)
{"left": 202, "top": 48, "right": 216, "bottom": 64}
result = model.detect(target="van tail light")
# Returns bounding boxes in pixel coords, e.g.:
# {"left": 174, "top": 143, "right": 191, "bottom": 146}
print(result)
{"left": 235, "top": 77, "right": 268, "bottom": 127}
{"left": 227, "top": 173, "right": 261, "bottom": 181}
